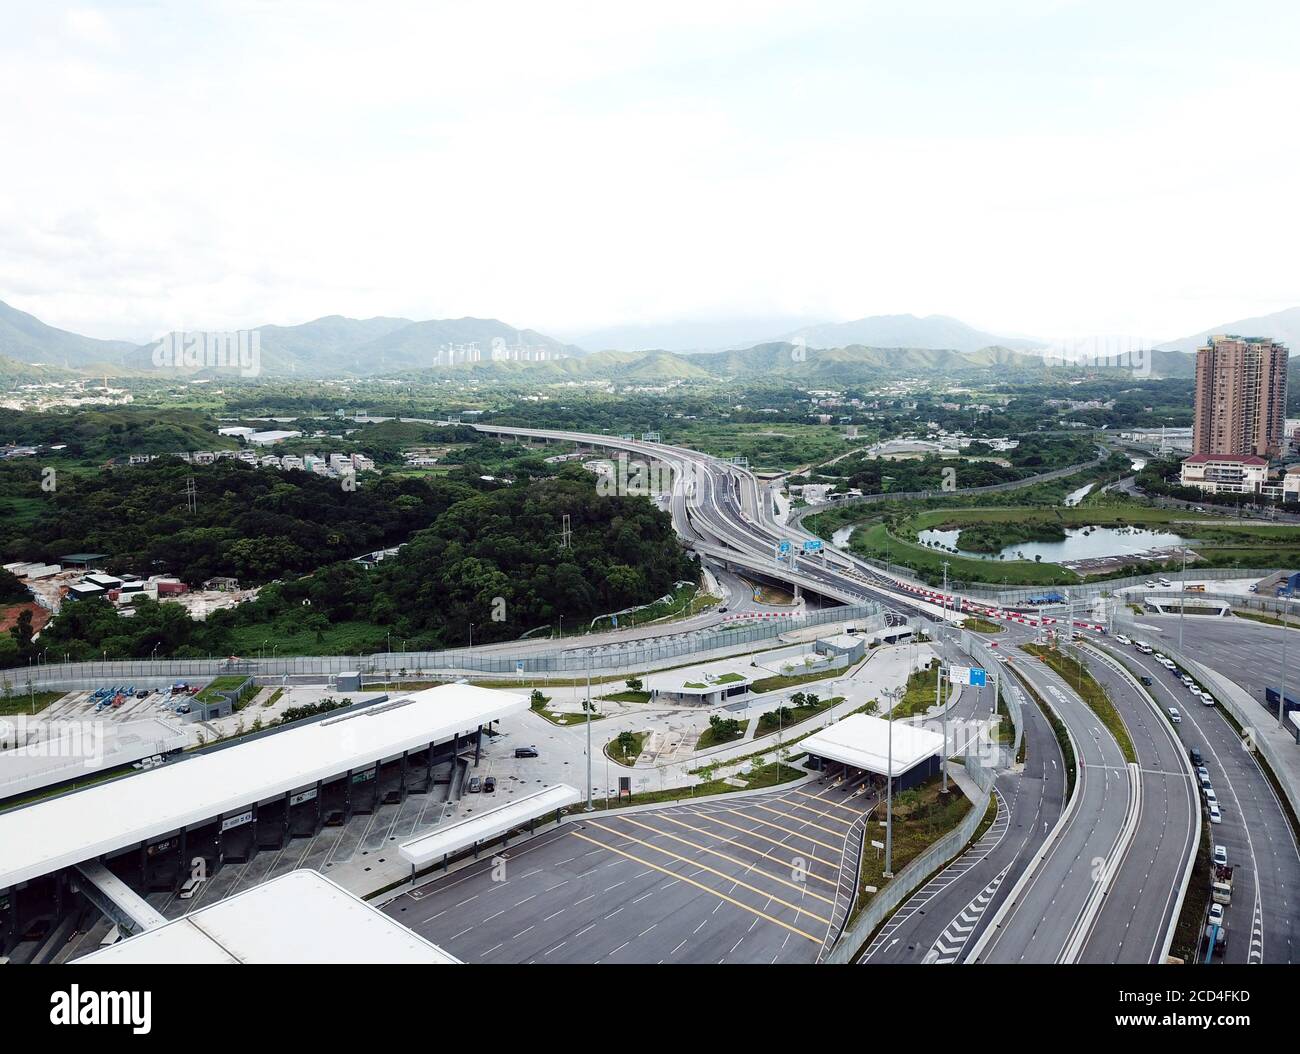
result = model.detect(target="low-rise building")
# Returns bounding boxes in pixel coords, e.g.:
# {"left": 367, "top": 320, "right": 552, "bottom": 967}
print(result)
{"left": 1178, "top": 454, "right": 1270, "bottom": 495}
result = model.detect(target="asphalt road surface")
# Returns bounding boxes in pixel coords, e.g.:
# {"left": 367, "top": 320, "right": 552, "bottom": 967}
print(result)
{"left": 1074, "top": 642, "right": 1198, "bottom": 964}
{"left": 386, "top": 774, "right": 875, "bottom": 963}
{"left": 1098, "top": 630, "right": 1299, "bottom": 964}
{"left": 860, "top": 635, "right": 1066, "bottom": 964}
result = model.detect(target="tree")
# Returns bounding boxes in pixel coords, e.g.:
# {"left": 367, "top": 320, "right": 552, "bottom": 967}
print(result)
{"left": 625, "top": 676, "right": 643, "bottom": 692}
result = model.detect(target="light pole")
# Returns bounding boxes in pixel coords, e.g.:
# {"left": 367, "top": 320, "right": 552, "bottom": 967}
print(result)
{"left": 585, "top": 671, "right": 594, "bottom": 811}
{"left": 1178, "top": 546, "right": 1188, "bottom": 653}
{"left": 883, "top": 687, "right": 899, "bottom": 877}
{"left": 1280, "top": 600, "right": 1290, "bottom": 730}
{"left": 935, "top": 656, "right": 948, "bottom": 793}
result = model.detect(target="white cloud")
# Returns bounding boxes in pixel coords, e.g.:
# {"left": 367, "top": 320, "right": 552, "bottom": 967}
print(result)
{"left": 1, "top": 1, "right": 1297, "bottom": 344}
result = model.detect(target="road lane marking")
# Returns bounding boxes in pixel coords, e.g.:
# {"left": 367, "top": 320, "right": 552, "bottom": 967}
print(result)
{"left": 723, "top": 808, "right": 843, "bottom": 851}
{"left": 654, "top": 813, "right": 839, "bottom": 887}
{"left": 610, "top": 814, "right": 836, "bottom": 906}
{"left": 568, "top": 831, "right": 822, "bottom": 944}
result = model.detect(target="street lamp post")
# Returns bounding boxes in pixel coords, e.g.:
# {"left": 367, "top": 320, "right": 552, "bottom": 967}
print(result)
{"left": 585, "top": 671, "right": 594, "bottom": 811}
{"left": 883, "top": 687, "right": 898, "bottom": 877}
{"left": 1280, "top": 600, "right": 1290, "bottom": 731}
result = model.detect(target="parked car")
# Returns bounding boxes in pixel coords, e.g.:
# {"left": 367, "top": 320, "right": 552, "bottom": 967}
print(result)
{"left": 467, "top": 776, "right": 482, "bottom": 793}
{"left": 1202, "top": 693, "right": 1216, "bottom": 707}
{"left": 514, "top": 746, "right": 539, "bottom": 758}
{"left": 1139, "top": 675, "right": 1153, "bottom": 686}
{"left": 177, "top": 876, "right": 205, "bottom": 900}
{"left": 1198, "top": 771, "right": 1212, "bottom": 790}
{"left": 1196, "top": 765, "right": 1210, "bottom": 782}
{"left": 1209, "top": 803, "right": 1223, "bottom": 824}
{"left": 1144, "top": 580, "right": 1157, "bottom": 588}
{"left": 1213, "top": 845, "right": 1228, "bottom": 868}
{"left": 1189, "top": 747, "right": 1203, "bottom": 766}
{"left": 1167, "top": 706, "right": 1181, "bottom": 724}
{"left": 1116, "top": 634, "right": 1132, "bottom": 646}
{"left": 1181, "top": 675, "right": 1194, "bottom": 687}
{"left": 1204, "top": 787, "right": 1219, "bottom": 809}
{"left": 1208, "top": 903, "right": 1224, "bottom": 926}
{"left": 483, "top": 776, "right": 497, "bottom": 793}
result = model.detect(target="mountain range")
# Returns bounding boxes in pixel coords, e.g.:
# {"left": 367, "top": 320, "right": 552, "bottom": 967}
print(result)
{"left": 3, "top": 297, "right": 1298, "bottom": 383}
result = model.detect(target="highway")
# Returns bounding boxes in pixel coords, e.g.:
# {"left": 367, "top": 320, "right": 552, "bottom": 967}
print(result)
{"left": 1074, "top": 642, "right": 1199, "bottom": 963}
{"left": 466, "top": 423, "right": 1286, "bottom": 966}
{"left": 1098, "top": 625, "right": 1300, "bottom": 964}
{"left": 859, "top": 645, "right": 1066, "bottom": 964}
{"left": 971, "top": 648, "right": 1136, "bottom": 963}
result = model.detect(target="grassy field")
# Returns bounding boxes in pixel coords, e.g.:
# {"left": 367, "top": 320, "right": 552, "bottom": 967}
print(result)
{"left": 750, "top": 664, "right": 848, "bottom": 694}
{"left": 962, "top": 616, "right": 1004, "bottom": 633}
{"left": 1022, "top": 643, "right": 1136, "bottom": 764}
{"left": 695, "top": 719, "right": 749, "bottom": 750}
{"left": 599, "top": 689, "right": 652, "bottom": 703}
{"left": 754, "top": 695, "right": 844, "bottom": 736}
{"left": 567, "top": 760, "right": 806, "bottom": 813}
{"left": 666, "top": 422, "right": 850, "bottom": 471}
{"left": 891, "top": 663, "right": 952, "bottom": 720}
{"left": 606, "top": 730, "right": 648, "bottom": 765}
{"left": 0, "top": 690, "right": 63, "bottom": 717}
{"left": 847, "top": 521, "right": 1079, "bottom": 585}
{"left": 852, "top": 777, "right": 973, "bottom": 922}
{"left": 590, "top": 583, "right": 718, "bottom": 633}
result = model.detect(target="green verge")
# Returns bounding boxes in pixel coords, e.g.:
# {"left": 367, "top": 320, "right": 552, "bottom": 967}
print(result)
{"left": 1011, "top": 667, "right": 1076, "bottom": 799}
{"left": 565, "top": 760, "right": 807, "bottom": 813}
{"left": 851, "top": 776, "right": 973, "bottom": 926}
{"left": 1022, "top": 644, "right": 1137, "bottom": 764}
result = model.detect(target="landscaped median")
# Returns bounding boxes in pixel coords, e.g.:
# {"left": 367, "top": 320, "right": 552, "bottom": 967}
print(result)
{"left": 562, "top": 760, "right": 808, "bottom": 814}
{"left": 852, "top": 776, "right": 976, "bottom": 925}
{"left": 1021, "top": 643, "right": 1136, "bottom": 764}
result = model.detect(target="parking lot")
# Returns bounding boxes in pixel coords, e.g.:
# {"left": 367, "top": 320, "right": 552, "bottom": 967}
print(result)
{"left": 385, "top": 771, "right": 876, "bottom": 964}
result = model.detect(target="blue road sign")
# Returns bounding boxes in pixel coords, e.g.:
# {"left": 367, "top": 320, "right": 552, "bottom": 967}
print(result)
{"left": 802, "top": 539, "right": 823, "bottom": 553}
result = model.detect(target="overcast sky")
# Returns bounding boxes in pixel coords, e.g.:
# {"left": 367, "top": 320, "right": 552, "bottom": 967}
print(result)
{"left": 2, "top": 1, "right": 1298, "bottom": 345}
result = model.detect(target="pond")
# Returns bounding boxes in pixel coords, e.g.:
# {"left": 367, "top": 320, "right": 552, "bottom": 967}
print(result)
{"left": 916, "top": 524, "right": 1189, "bottom": 563}
{"left": 832, "top": 525, "right": 857, "bottom": 547}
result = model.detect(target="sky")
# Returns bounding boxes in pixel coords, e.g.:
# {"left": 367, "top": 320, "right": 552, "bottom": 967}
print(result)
{"left": 2, "top": 0, "right": 1299, "bottom": 346}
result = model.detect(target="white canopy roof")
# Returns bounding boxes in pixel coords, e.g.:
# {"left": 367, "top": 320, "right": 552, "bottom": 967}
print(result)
{"left": 400, "top": 783, "right": 580, "bottom": 868}
{"left": 799, "top": 714, "right": 944, "bottom": 777}
{"left": 76, "top": 870, "right": 458, "bottom": 964}
{"left": 0, "top": 683, "right": 525, "bottom": 890}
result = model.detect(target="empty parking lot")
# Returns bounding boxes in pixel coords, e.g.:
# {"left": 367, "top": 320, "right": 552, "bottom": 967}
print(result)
{"left": 385, "top": 772, "right": 877, "bottom": 964}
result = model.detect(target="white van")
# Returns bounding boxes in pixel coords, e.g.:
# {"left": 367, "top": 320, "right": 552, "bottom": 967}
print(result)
{"left": 178, "top": 876, "right": 206, "bottom": 900}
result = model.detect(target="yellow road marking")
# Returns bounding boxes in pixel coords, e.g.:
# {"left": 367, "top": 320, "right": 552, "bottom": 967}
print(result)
{"left": 750, "top": 802, "right": 846, "bottom": 837}
{"left": 583, "top": 819, "right": 831, "bottom": 926}
{"left": 789, "top": 786, "right": 868, "bottom": 818}
{"left": 567, "top": 831, "right": 822, "bottom": 944}
{"left": 720, "top": 808, "right": 843, "bottom": 853}
{"left": 654, "top": 813, "right": 839, "bottom": 888}
{"left": 772, "top": 794, "right": 855, "bottom": 827}
{"left": 610, "top": 814, "right": 837, "bottom": 905}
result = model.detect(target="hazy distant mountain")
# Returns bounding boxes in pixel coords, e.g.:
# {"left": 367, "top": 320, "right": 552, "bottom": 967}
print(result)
{"left": 0, "top": 299, "right": 583, "bottom": 377}
{"left": 0, "top": 299, "right": 136, "bottom": 369}
{"left": 1155, "top": 306, "right": 1300, "bottom": 353}
{"left": 777, "top": 313, "right": 1047, "bottom": 354}
{"left": 0, "top": 351, "right": 77, "bottom": 383}
{"left": 353, "top": 318, "right": 581, "bottom": 372}
{"left": 569, "top": 316, "right": 823, "bottom": 353}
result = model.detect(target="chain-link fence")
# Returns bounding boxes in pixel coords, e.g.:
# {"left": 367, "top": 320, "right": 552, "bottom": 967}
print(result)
{"left": 1, "top": 602, "right": 884, "bottom": 694}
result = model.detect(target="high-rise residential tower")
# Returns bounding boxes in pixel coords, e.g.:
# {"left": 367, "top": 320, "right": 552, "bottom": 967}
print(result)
{"left": 1191, "top": 335, "right": 1289, "bottom": 458}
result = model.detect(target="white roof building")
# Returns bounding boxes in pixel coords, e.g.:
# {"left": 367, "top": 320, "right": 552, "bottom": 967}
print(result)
{"left": 76, "top": 870, "right": 459, "bottom": 964}
{"left": 799, "top": 714, "right": 944, "bottom": 777}
{"left": 0, "top": 683, "right": 525, "bottom": 891}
